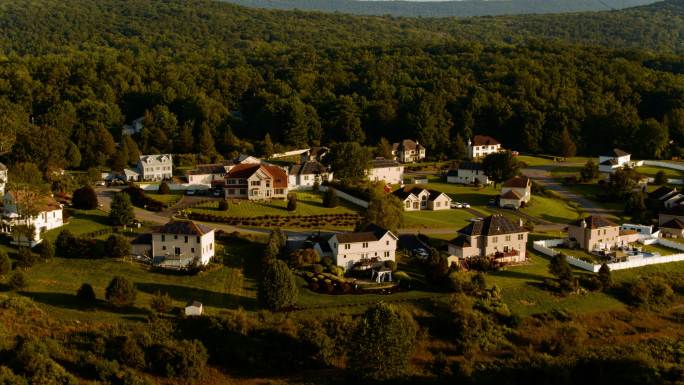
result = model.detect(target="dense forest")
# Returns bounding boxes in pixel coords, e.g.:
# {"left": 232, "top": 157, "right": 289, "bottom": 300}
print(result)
{"left": 221, "top": 0, "right": 657, "bottom": 17}
{"left": 0, "top": 0, "right": 683, "bottom": 173}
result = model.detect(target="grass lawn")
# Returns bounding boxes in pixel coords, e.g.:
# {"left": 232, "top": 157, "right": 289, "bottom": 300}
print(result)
{"left": 422, "top": 178, "right": 499, "bottom": 207}
{"left": 43, "top": 209, "right": 111, "bottom": 242}
{"left": 190, "top": 191, "right": 361, "bottom": 217}
{"left": 552, "top": 246, "right": 599, "bottom": 263}
{"left": 521, "top": 195, "right": 580, "bottom": 224}
{"left": 146, "top": 192, "right": 183, "bottom": 206}
{"left": 640, "top": 243, "right": 681, "bottom": 256}
{"left": 8, "top": 238, "right": 262, "bottom": 323}
{"left": 403, "top": 209, "right": 480, "bottom": 229}
{"left": 635, "top": 165, "right": 684, "bottom": 179}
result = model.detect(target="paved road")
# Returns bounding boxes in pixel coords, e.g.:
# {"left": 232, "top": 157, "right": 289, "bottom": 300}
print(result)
{"left": 95, "top": 187, "right": 169, "bottom": 224}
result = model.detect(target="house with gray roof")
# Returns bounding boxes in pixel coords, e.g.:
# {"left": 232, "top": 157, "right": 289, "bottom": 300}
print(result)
{"left": 392, "top": 186, "right": 451, "bottom": 211}
{"left": 446, "top": 162, "right": 490, "bottom": 185}
{"left": 367, "top": 158, "right": 404, "bottom": 185}
{"left": 447, "top": 215, "right": 528, "bottom": 265}
{"left": 133, "top": 220, "right": 216, "bottom": 268}
{"left": 288, "top": 160, "right": 332, "bottom": 190}
{"left": 598, "top": 148, "right": 633, "bottom": 174}
{"left": 391, "top": 139, "right": 426, "bottom": 163}
{"left": 137, "top": 154, "right": 173, "bottom": 181}
{"left": 315, "top": 224, "right": 397, "bottom": 271}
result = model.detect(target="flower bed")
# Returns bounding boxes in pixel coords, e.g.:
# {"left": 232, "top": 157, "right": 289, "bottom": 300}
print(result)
{"left": 296, "top": 270, "right": 356, "bottom": 294}
{"left": 187, "top": 212, "right": 362, "bottom": 229}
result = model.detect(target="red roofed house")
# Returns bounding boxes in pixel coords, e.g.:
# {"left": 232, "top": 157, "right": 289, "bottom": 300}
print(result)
{"left": 224, "top": 163, "right": 289, "bottom": 200}
{"left": 467, "top": 135, "right": 502, "bottom": 159}
{"left": 499, "top": 176, "right": 531, "bottom": 209}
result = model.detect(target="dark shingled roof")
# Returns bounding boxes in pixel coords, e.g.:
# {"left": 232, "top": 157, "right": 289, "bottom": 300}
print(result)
{"left": 500, "top": 190, "right": 522, "bottom": 200}
{"left": 572, "top": 216, "right": 617, "bottom": 229}
{"left": 613, "top": 148, "right": 630, "bottom": 157}
{"left": 392, "top": 186, "right": 448, "bottom": 202}
{"left": 457, "top": 161, "right": 483, "bottom": 171}
{"left": 471, "top": 135, "right": 500, "bottom": 147}
{"left": 371, "top": 158, "right": 401, "bottom": 168}
{"left": 392, "top": 139, "right": 424, "bottom": 152}
{"left": 600, "top": 159, "right": 619, "bottom": 166}
{"left": 131, "top": 233, "right": 152, "bottom": 245}
{"left": 457, "top": 215, "right": 526, "bottom": 237}
{"left": 154, "top": 220, "right": 214, "bottom": 236}
{"left": 662, "top": 218, "right": 684, "bottom": 230}
{"left": 502, "top": 176, "right": 530, "bottom": 188}
{"left": 663, "top": 206, "right": 684, "bottom": 216}
{"left": 290, "top": 160, "right": 327, "bottom": 176}
{"left": 449, "top": 234, "right": 471, "bottom": 247}
{"left": 649, "top": 186, "right": 678, "bottom": 201}
{"left": 335, "top": 224, "right": 393, "bottom": 244}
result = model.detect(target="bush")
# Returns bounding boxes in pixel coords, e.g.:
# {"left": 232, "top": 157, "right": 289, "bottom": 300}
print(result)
{"left": 654, "top": 170, "right": 668, "bottom": 185}
{"left": 384, "top": 260, "right": 397, "bottom": 272}
{"left": 148, "top": 340, "right": 208, "bottom": 380}
{"left": 76, "top": 283, "right": 97, "bottom": 304}
{"left": 257, "top": 260, "right": 298, "bottom": 311}
{"left": 8, "top": 271, "right": 27, "bottom": 290}
{"left": 0, "top": 250, "right": 10, "bottom": 276}
{"left": 105, "top": 234, "right": 131, "bottom": 258}
{"left": 323, "top": 187, "right": 339, "bottom": 208}
{"left": 287, "top": 194, "right": 297, "bottom": 211}
{"left": 55, "top": 229, "right": 77, "bottom": 258}
{"left": 158, "top": 181, "right": 171, "bottom": 194}
{"left": 217, "top": 200, "right": 229, "bottom": 211}
{"left": 72, "top": 185, "right": 99, "bottom": 210}
{"left": 150, "top": 291, "right": 173, "bottom": 313}
{"left": 35, "top": 238, "right": 54, "bottom": 261}
{"left": 105, "top": 276, "right": 137, "bottom": 306}
{"left": 15, "top": 248, "right": 38, "bottom": 269}
{"left": 312, "top": 264, "right": 324, "bottom": 274}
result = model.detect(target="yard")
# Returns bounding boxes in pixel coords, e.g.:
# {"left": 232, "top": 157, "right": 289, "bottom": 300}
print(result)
{"left": 146, "top": 192, "right": 183, "bottom": 206}
{"left": 640, "top": 242, "right": 681, "bottom": 256}
{"left": 403, "top": 208, "right": 482, "bottom": 229}
{"left": 521, "top": 195, "right": 580, "bottom": 224}
{"left": 189, "top": 191, "right": 360, "bottom": 217}
{"left": 635, "top": 165, "right": 684, "bottom": 179}
{"left": 44, "top": 209, "right": 111, "bottom": 242}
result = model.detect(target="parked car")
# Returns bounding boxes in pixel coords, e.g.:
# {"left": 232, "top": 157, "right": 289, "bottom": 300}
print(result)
{"left": 461, "top": 202, "right": 471, "bottom": 208}
{"left": 186, "top": 190, "right": 196, "bottom": 196}
{"left": 212, "top": 189, "right": 223, "bottom": 197}
{"left": 470, "top": 217, "right": 484, "bottom": 222}
{"left": 413, "top": 248, "right": 429, "bottom": 259}
{"left": 95, "top": 180, "right": 106, "bottom": 187}
{"left": 451, "top": 202, "right": 463, "bottom": 209}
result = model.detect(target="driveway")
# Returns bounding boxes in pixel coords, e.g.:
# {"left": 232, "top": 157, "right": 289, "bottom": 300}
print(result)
{"left": 95, "top": 187, "right": 170, "bottom": 225}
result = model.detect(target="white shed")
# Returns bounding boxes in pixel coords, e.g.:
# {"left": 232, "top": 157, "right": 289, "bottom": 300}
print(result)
{"left": 184, "top": 301, "right": 203, "bottom": 316}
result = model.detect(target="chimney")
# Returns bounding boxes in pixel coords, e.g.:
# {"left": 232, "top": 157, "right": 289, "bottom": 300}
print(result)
{"left": 581, "top": 219, "right": 587, "bottom": 228}
{"left": 518, "top": 218, "right": 524, "bottom": 227}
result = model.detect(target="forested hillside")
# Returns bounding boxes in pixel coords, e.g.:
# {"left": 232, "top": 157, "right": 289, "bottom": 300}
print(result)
{"left": 0, "top": 0, "right": 683, "bottom": 175}
{"left": 221, "top": 0, "right": 657, "bottom": 17}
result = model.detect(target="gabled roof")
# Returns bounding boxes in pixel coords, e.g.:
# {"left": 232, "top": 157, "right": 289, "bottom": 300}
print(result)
{"left": 572, "top": 216, "right": 617, "bottom": 229}
{"left": 502, "top": 176, "right": 530, "bottom": 188}
{"left": 612, "top": 148, "right": 630, "bottom": 157}
{"left": 662, "top": 218, "right": 684, "bottom": 230}
{"left": 457, "top": 161, "right": 483, "bottom": 171}
{"left": 5, "top": 191, "right": 62, "bottom": 212}
{"left": 131, "top": 233, "right": 152, "bottom": 245}
{"left": 0, "top": 162, "right": 7, "bottom": 171}
{"left": 371, "top": 158, "right": 401, "bottom": 169}
{"left": 457, "top": 215, "right": 526, "bottom": 237}
{"left": 663, "top": 205, "right": 684, "bottom": 216}
{"left": 154, "top": 220, "right": 214, "bottom": 236}
{"left": 471, "top": 135, "right": 500, "bottom": 147}
{"left": 600, "top": 159, "right": 619, "bottom": 166}
{"left": 335, "top": 224, "right": 395, "bottom": 244}
{"left": 290, "top": 160, "right": 328, "bottom": 176}
{"left": 427, "top": 189, "right": 449, "bottom": 202}
{"left": 139, "top": 154, "right": 172, "bottom": 164}
{"left": 226, "top": 163, "right": 288, "bottom": 188}
{"left": 449, "top": 234, "right": 471, "bottom": 247}
{"left": 392, "top": 186, "right": 426, "bottom": 200}
{"left": 392, "top": 139, "right": 424, "bottom": 152}
{"left": 649, "top": 186, "right": 678, "bottom": 201}
{"left": 501, "top": 190, "right": 522, "bottom": 200}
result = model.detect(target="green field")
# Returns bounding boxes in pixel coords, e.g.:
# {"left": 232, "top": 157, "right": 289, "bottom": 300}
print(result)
{"left": 146, "top": 192, "right": 183, "bottom": 206}
{"left": 403, "top": 208, "right": 479, "bottom": 229}
{"left": 640, "top": 242, "right": 681, "bottom": 256}
{"left": 635, "top": 165, "right": 684, "bottom": 178}
{"left": 521, "top": 195, "right": 580, "bottom": 224}
{"left": 44, "top": 209, "right": 112, "bottom": 242}
{"left": 189, "top": 191, "right": 361, "bottom": 217}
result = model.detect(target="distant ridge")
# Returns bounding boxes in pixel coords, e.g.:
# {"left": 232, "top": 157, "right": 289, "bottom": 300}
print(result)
{"left": 219, "top": 0, "right": 659, "bottom": 17}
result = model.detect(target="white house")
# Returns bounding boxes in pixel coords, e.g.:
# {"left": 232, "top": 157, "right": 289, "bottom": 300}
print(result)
{"left": 367, "top": 158, "right": 403, "bottom": 185}
{"left": 151, "top": 220, "right": 215, "bottom": 268}
{"left": 300, "top": 147, "right": 329, "bottom": 163}
{"left": 1, "top": 191, "right": 64, "bottom": 246}
{"left": 392, "top": 186, "right": 452, "bottom": 211}
{"left": 122, "top": 116, "right": 145, "bottom": 136}
{"left": 288, "top": 161, "right": 332, "bottom": 190}
{"left": 186, "top": 162, "right": 235, "bottom": 185}
{"left": 448, "top": 215, "right": 529, "bottom": 265}
{"left": 137, "top": 154, "right": 173, "bottom": 181}
{"left": 499, "top": 176, "right": 532, "bottom": 209}
{"left": 467, "top": 135, "right": 502, "bottom": 159}
{"left": 0, "top": 163, "right": 7, "bottom": 196}
{"left": 316, "top": 224, "right": 397, "bottom": 271}
{"left": 446, "top": 162, "right": 490, "bottom": 185}
{"left": 598, "top": 148, "right": 633, "bottom": 173}
{"left": 184, "top": 301, "right": 204, "bottom": 316}
{"left": 391, "top": 139, "right": 426, "bottom": 163}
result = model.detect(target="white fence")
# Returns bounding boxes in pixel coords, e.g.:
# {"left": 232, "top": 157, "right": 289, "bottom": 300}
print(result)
{"left": 532, "top": 238, "right": 684, "bottom": 272}
{"left": 642, "top": 160, "right": 684, "bottom": 171}
{"left": 319, "top": 186, "right": 369, "bottom": 208}
{"left": 270, "top": 149, "right": 309, "bottom": 159}
{"left": 138, "top": 183, "right": 210, "bottom": 191}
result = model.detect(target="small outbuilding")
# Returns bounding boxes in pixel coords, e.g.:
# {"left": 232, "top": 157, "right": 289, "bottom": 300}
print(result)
{"left": 185, "top": 301, "right": 203, "bottom": 316}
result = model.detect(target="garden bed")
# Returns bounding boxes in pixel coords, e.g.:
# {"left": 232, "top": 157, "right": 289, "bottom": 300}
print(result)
{"left": 187, "top": 212, "right": 363, "bottom": 229}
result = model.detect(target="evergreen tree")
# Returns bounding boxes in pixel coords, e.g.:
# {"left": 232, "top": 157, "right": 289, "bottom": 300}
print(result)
{"left": 557, "top": 128, "right": 577, "bottom": 158}
{"left": 0, "top": 250, "right": 11, "bottom": 276}
{"left": 376, "top": 137, "right": 393, "bottom": 159}
{"left": 324, "top": 142, "right": 372, "bottom": 184}
{"left": 36, "top": 238, "right": 54, "bottom": 261}
{"left": 287, "top": 193, "right": 297, "bottom": 211}
{"left": 323, "top": 187, "right": 339, "bottom": 208}
{"left": 654, "top": 170, "right": 667, "bottom": 185}
{"left": 158, "top": 181, "right": 170, "bottom": 194}
{"left": 72, "top": 185, "right": 99, "bottom": 210}
{"left": 176, "top": 121, "right": 195, "bottom": 154}
{"left": 365, "top": 194, "right": 404, "bottom": 233}
{"left": 122, "top": 135, "right": 141, "bottom": 165}
{"left": 76, "top": 283, "right": 97, "bottom": 304}
{"left": 105, "top": 276, "right": 137, "bottom": 306}
{"left": 262, "top": 133, "right": 275, "bottom": 158}
{"left": 349, "top": 303, "right": 419, "bottom": 381}
{"left": 198, "top": 124, "right": 216, "bottom": 156}
{"left": 109, "top": 192, "right": 135, "bottom": 226}
{"left": 452, "top": 133, "right": 467, "bottom": 160}
{"left": 257, "top": 259, "right": 298, "bottom": 311}
{"left": 482, "top": 151, "right": 520, "bottom": 187}
{"left": 105, "top": 234, "right": 131, "bottom": 258}
{"left": 598, "top": 263, "right": 612, "bottom": 290}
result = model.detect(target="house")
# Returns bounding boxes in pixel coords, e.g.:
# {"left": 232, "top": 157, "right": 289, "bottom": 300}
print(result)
{"left": 391, "top": 139, "right": 426, "bottom": 163}
{"left": 565, "top": 216, "right": 636, "bottom": 252}
{"left": 467, "top": 135, "right": 502, "bottom": 159}
{"left": 499, "top": 176, "right": 531, "bottom": 209}
{"left": 446, "top": 162, "right": 490, "bottom": 185}
{"left": 316, "top": 224, "right": 397, "bottom": 271}
{"left": 0, "top": 191, "right": 64, "bottom": 246}
{"left": 185, "top": 301, "right": 204, "bottom": 316}
{"left": 288, "top": 161, "right": 332, "bottom": 190}
{"left": 122, "top": 116, "right": 145, "bottom": 136}
{"left": 367, "top": 158, "right": 403, "bottom": 185}
{"left": 187, "top": 162, "right": 233, "bottom": 185}
{"left": 648, "top": 186, "right": 683, "bottom": 210}
{"left": 150, "top": 220, "right": 216, "bottom": 268}
{"left": 300, "top": 147, "right": 329, "bottom": 163}
{"left": 0, "top": 163, "right": 6, "bottom": 196}
{"left": 224, "top": 163, "right": 288, "bottom": 200}
{"left": 131, "top": 233, "right": 152, "bottom": 257}
{"left": 660, "top": 218, "right": 684, "bottom": 238}
{"left": 392, "top": 186, "right": 451, "bottom": 211}
{"left": 137, "top": 154, "right": 173, "bottom": 181}
{"left": 598, "top": 148, "right": 633, "bottom": 173}
{"left": 447, "top": 215, "right": 528, "bottom": 265}
{"left": 659, "top": 205, "right": 684, "bottom": 227}
{"left": 236, "top": 153, "right": 261, "bottom": 165}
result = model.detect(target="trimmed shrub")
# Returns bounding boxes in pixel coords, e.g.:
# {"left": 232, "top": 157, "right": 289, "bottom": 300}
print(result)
{"left": 72, "top": 185, "right": 99, "bottom": 210}
{"left": 8, "top": 271, "right": 27, "bottom": 290}
{"left": 105, "top": 276, "right": 137, "bottom": 306}
{"left": 217, "top": 200, "right": 229, "bottom": 211}
{"left": 287, "top": 194, "right": 297, "bottom": 211}
{"left": 76, "top": 283, "right": 97, "bottom": 304}
{"left": 158, "top": 181, "right": 171, "bottom": 194}
{"left": 105, "top": 234, "right": 131, "bottom": 258}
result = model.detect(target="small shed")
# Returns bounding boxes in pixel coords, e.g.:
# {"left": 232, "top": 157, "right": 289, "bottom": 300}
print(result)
{"left": 185, "top": 301, "right": 203, "bottom": 316}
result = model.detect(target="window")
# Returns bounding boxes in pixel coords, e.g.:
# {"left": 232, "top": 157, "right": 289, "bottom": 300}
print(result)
{"left": 184, "top": 236, "right": 188, "bottom": 243}
{"left": 405, "top": 201, "right": 410, "bottom": 208}
{"left": 162, "top": 246, "right": 166, "bottom": 251}
{"left": 191, "top": 248, "right": 195, "bottom": 253}
{"left": 240, "top": 189, "right": 247, "bottom": 195}
{"left": 505, "top": 235, "right": 511, "bottom": 241}
{"left": 251, "top": 181, "right": 260, "bottom": 186}
{"left": 161, "top": 235, "right": 165, "bottom": 242}
{"left": 344, "top": 244, "right": 351, "bottom": 250}
{"left": 197, "top": 236, "right": 200, "bottom": 243}
{"left": 436, "top": 202, "right": 441, "bottom": 207}
{"left": 210, "top": 243, "right": 212, "bottom": 250}
{"left": 304, "top": 175, "right": 309, "bottom": 181}
{"left": 518, "top": 234, "right": 524, "bottom": 240}
{"left": 362, "top": 242, "right": 368, "bottom": 248}
{"left": 174, "top": 235, "right": 178, "bottom": 240}
{"left": 386, "top": 241, "right": 389, "bottom": 246}
{"left": 492, "top": 237, "right": 498, "bottom": 243}
{"left": 174, "top": 247, "right": 181, "bottom": 255}
{"left": 384, "top": 251, "right": 390, "bottom": 257}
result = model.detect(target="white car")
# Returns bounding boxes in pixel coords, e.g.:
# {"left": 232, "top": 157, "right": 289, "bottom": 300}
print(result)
{"left": 470, "top": 217, "right": 484, "bottom": 222}
{"left": 451, "top": 202, "right": 463, "bottom": 209}
{"left": 461, "top": 202, "right": 471, "bottom": 208}
{"left": 95, "top": 180, "right": 106, "bottom": 186}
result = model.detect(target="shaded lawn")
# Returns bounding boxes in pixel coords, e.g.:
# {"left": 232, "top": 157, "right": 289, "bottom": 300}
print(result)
{"left": 521, "top": 195, "right": 580, "bottom": 224}
{"left": 44, "top": 209, "right": 111, "bottom": 242}
{"left": 190, "top": 191, "right": 360, "bottom": 217}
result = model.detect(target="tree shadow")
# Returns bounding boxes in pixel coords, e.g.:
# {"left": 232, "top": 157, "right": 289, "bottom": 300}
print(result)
{"left": 136, "top": 282, "right": 257, "bottom": 310}
{"left": 18, "top": 291, "right": 151, "bottom": 315}
{"left": 489, "top": 269, "right": 546, "bottom": 283}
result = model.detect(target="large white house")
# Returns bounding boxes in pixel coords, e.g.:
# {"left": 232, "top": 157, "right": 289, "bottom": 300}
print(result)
{"left": 392, "top": 186, "right": 452, "bottom": 211}
{"left": 446, "top": 162, "right": 490, "bottom": 185}
{"left": 391, "top": 139, "right": 426, "bottom": 163}
{"left": 316, "top": 224, "right": 397, "bottom": 271}
{"left": 499, "top": 176, "right": 532, "bottom": 209}
{"left": 367, "top": 158, "right": 403, "bottom": 185}
{"left": 288, "top": 161, "right": 332, "bottom": 190}
{"left": 1, "top": 191, "right": 64, "bottom": 246}
{"left": 151, "top": 220, "right": 216, "bottom": 268}
{"left": 598, "top": 148, "right": 633, "bottom": 173}
{"left": 137, "top": 154, "right": 173, "bottom": 181}
{"left": 467, "top": 135, "right": 502, "bottom": 159}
